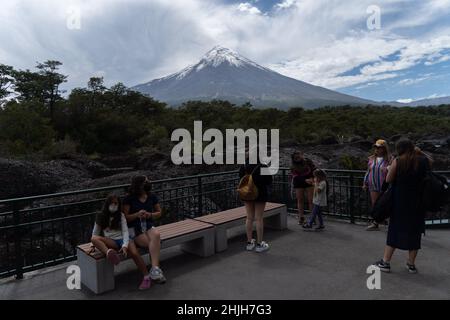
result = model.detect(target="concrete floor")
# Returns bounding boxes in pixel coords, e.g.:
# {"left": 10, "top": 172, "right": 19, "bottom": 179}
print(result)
{"left": 1, "top": 216, "right": 449, "bottom": 300}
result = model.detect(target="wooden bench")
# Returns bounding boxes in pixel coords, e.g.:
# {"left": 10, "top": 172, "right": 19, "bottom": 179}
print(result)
{"left": 194, "top": 202, "right": 287, "bottom": 252}
{"left": 76, "top": 219, "right": 215, "bottom": 294}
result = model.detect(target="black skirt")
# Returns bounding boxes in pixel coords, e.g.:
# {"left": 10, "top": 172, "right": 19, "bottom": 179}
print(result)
{"left": 386, "top": 157, "right": 428, "bottom": 250}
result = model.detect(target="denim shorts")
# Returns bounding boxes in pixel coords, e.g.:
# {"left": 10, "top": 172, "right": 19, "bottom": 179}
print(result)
{"left": 128, "top": 226, "right": 154, "bottom": 240}
{"left": 113, "top": 239, "right": 124, "bottom": 248}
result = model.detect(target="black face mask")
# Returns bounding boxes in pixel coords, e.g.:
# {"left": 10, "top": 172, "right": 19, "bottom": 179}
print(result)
{"left": 143, "top": 182, "right": 152, "bottom": 192}
{"left": 293, "top": 159, "right": 304, "bottom": 165}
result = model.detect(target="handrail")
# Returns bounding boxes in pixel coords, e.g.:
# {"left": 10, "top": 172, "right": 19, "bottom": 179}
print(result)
{"left": 0, "top": 169, "right": 240, "bottom": 204}
{"left": 1, "top": 168, "right": 449, "bottom": 205}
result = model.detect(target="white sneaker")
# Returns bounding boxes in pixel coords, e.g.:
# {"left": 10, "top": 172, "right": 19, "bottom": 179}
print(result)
{"left": 255, "top": 241, "right": 270, "bottom": 253}
{"left": 246, "top": 239, "right": 256, "bottom": 251}
{"left": 150, "top": 266, "right": 166, "bottom": 283}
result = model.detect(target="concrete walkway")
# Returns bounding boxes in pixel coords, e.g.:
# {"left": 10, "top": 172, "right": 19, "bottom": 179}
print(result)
{"left": 1, "top": 217, "right": 449, "bottom": 300}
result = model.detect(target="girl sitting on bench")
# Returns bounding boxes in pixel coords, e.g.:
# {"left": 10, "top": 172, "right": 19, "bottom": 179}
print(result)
{"left": 91, "top": 194, "right": 153, "bottom": 290}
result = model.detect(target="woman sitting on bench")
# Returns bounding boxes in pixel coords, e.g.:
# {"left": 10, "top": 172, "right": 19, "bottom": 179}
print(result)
{"left": 91, "top": 194, "right": 153, "bottom": 290}
{"left": 123, "top": 175, "right": 166, "bottom": 289}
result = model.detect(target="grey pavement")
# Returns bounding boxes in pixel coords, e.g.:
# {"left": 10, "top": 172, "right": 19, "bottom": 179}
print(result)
{"left": 1, "top": 216, "right": 449, "bottom": 300}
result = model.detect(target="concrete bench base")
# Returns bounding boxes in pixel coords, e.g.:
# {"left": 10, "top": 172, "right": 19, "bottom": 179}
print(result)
{"left": 77, "top": 247, "right": 115, "bottom": 294}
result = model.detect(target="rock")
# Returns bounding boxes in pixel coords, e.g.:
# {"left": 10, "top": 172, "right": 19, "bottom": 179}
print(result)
{"left": 1, "top": 134, "right": 449, "bottom": 200}
{"left": 389, "top": 134, "right": 404, "bottom": 142}
{"left": 0, "top": 157, "right": 104, "bottom": 199}
{"left": 320, "top": 136, "right": 339, "bottom": 145}
{"left": 136, "top": 151, "right": 170, "bottom": 170}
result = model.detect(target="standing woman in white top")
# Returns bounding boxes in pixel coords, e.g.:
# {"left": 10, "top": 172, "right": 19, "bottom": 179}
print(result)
{"left": 91, "top": 194, "right": 151, "bottom": 288}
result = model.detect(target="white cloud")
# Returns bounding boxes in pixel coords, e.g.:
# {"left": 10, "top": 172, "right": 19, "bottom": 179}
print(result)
{"left": 425, "top": 53, "right": 450, "bottom": 65}
{"left": 237, "top": 2, "right": 261, "bottom": 15}
{"left": 398, "top": 74, "right": 434, "bottom": 86}
{"left": 397, "top": 98, "right": 414, "bottom": 103}
{"left": 1, "top": 0, "right": 449, "bottom": 94}
{"left": 274, "top": 0, "right": 298, "bottom": 10}
{"left": 397, "top": 93, "right": 447, "bottom": 103}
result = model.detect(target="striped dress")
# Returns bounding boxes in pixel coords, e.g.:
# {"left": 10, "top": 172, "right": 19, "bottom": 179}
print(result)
{"left": 363, "top": 157, "right": 389, "bottom": 192}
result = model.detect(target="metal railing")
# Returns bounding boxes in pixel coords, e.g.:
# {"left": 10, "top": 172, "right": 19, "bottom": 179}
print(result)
{"left": 0, "top": 168, "right": 448, "bottom": 280}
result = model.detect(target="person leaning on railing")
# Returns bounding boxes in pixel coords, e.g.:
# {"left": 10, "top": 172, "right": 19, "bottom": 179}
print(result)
{"left": 122, "top": 175, "right": 166, "bottom": 290}
{"left": 363, "top": 139, "right": 392, "bottom": 231}
{"left": 372, "top": 139, "right": 433, "bottom": 274}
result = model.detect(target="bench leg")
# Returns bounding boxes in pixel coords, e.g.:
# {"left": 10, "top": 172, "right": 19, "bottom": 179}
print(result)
{"left": 265, "top": 208, "right": 288, "bottom": 230}
{"left": 181, "top": 231, "right": 215, "bottom": 257}
{"left": 215, "top": 226, "right": 228, "bottom": 253}
{"left": 77, "top": 249, "right": 115, "bottom": 294}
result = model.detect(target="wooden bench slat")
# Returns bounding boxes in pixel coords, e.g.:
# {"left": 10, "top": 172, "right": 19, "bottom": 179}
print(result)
{"left": 78, "top": 219, "right": 213, "bottom": 260}
{"left": 195, "top": 203, "right": 286, "bottom": 225}
{"left": 157, "top": 220, "right": 212, "bottom": 233}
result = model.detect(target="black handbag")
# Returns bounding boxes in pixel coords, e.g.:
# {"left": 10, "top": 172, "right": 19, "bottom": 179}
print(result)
{"left": 371, "top": 184, "right": 394, "bottom": 223}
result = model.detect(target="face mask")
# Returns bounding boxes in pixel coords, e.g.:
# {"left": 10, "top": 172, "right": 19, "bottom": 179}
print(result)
{"left": 143, "top": 182, "right": 152, "bottom": 192}
{"left": 109, "top": 205, "right": 118, "bottom": 213}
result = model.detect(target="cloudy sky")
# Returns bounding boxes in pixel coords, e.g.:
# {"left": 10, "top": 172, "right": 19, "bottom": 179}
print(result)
{"left": 1, "top": 0, "right": 450, "bottom": 102}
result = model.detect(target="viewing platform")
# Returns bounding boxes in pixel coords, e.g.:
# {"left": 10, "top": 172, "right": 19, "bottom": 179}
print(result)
{"left": 1, "top": 217, "right": 449, "bottom": 300}
{"left": 0, "top": 169, "right": 449, "bottom": 299}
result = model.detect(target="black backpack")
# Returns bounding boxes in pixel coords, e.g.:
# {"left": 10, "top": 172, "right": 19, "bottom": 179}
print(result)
{"left": 422, "top": 172, "right": 450, "bottom": 212}
{"left": 371, "top": 184, "right": 394, "bottom": 223}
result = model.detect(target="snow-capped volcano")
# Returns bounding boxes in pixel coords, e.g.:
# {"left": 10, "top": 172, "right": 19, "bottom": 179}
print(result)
{"left": 196, "top": 46, "right": 269, "bottom": 70}
{"left": 133, "top": 46, "right": 376, "bottom": 109}
{"left": 157, "top": 46, "right": 269, "bottom": 81}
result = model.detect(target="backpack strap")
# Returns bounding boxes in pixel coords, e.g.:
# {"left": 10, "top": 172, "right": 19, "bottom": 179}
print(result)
{"left": 249, "top": 164, "right": 261, "bottom": 176}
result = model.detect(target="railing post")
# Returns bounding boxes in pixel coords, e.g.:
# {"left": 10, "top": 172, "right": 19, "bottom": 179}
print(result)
{"left": 282, "top": 169, "right": 288, "bottom": 206}
{"left": 349, "top": 173, "right": 355, "bottom": 224}
{"left": 13, "top": 202, "right": 24, "bottom": 279}
{"left": 197, "top": 176, "right": 203, "bottom": 217}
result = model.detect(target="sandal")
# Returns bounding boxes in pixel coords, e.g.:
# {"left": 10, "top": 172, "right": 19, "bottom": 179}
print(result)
{"left": 298, "top": 217, "right": 306, "bottom": 225}
{"left": 106, "top": 249, "right": 121, "bottom": 265}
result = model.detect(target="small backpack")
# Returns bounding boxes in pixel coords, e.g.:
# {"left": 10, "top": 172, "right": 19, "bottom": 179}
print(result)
{"left": 371, "top": 184, "right": 394, "bottom": 223}
{"left": 422, "top": 172, "right": 449, "bottom": 212}
{"left": 237, "top": 165, "right": 260, "bottom": 201}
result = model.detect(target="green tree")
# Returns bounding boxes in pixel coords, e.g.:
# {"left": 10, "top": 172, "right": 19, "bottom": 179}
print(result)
{"left": 36, "top": 60, "right": 67, "bottom": 120}
{"left": 0, "top": 64, "right": 15, "bottom": 103}
{"left": 13, "top": 60, "right": 67, "bottom": 121}
{"left": 0, "top": 102, "right": 55, "bottom": 155}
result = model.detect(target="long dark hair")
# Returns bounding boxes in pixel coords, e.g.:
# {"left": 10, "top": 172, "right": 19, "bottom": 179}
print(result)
{"left": 291, "top": 151, "right": 313, "bottom": 174}
{"left": 291, "top": 151, "right": 303, "bottom": 163}
{"left": 96, "top": 194, "right": 122, "bottom": 230}
{"left": 129, "top": 175, "right": 148, "bottom": 197}
{"left": 396, "top": 139, "right": 420, "bottom": 176}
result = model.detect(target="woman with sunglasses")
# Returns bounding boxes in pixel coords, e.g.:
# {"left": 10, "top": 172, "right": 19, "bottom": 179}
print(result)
{"left": 363, "top": 139, "right": 392, "bottom": 231}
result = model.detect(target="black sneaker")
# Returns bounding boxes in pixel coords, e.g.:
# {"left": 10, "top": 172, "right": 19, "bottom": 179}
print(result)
{"left": 374, "top": 259, "right": 391, "bottom": 273}
{"left": 302, "top": 224, "right": 313, "bottom": 230}
{"left": 315, "top": 225, "right": 325, "bottom": 231}
{"left": 406, "top": 263, "right": 418, "bottom": 274}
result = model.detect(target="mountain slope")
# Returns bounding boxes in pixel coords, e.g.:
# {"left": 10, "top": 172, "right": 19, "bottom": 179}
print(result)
{"left": 133, "top": 46, "right": 376, "bottom": 109}
{"left": 401, "top": 96, "right": 450, "bottom": 107}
